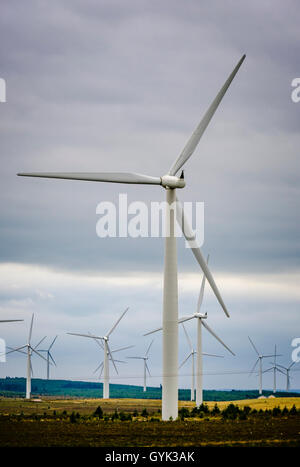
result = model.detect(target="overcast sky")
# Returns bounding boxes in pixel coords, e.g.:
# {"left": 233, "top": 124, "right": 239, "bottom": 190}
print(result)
{"left": 0, "top": 0, "right": 299, "bottom": 392}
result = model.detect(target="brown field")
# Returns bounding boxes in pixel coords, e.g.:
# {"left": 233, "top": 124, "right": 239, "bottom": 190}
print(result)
{"left": 0, "top": 397, "right": 299, "bottom": 447}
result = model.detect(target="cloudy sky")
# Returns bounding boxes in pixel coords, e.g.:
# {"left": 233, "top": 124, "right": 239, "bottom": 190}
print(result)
{"left": 0, "top": 0, "right": 299, "bottom": 392}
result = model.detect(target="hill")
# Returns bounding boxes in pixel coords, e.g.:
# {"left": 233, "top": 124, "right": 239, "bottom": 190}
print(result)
{"left": 0, "top": 377, "right": 299, "bottom": 400}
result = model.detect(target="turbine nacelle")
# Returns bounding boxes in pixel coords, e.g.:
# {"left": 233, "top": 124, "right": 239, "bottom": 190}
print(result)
{"left": 160, "top": 174, "right": 185, "bottom": 189}
{"left": 194, "top": 312, "right": 207, "bottom": 319}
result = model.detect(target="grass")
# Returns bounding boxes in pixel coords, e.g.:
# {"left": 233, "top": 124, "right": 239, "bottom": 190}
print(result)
{"left": 0, "top": 397, "right": 299, "bottom": 447}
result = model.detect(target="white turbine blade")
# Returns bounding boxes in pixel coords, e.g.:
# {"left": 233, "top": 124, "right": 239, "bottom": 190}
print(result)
{"left": 202, "top": 353, "right": 224, "bottom": 358}
{"left": 276, "top": 367, "right": 286, "bottom": 376}
{"left": 145, "top": 339, "right": 154, "bottom": 357}
{"left": 201, "top": 320, "right": 235, "bottom": 355}
{"left": 107, "top": 343, "right": 118, "bottom": 375}
{"left": 111, "top": 345, "right": 135, "bottom": 354}
{"left": 28, "top": 313, "right": 34, "bottom": 345}
{"left": 18, "top": 172, "right": 161, "bottom": 185}
{"left": 181, "top": 323, "right": 193, "bottom": 352}
{"left": 179, "top": 352, "right": 192, "bottom": 369}
{"left": 112, "top": 359, "right": 126, "bottom": 364}
{"left": 288, "top": 361, "right": 296, "bottom": 370}
{"left": 178, "top": 315, "right": 195, "bottom": 324}
{"left": 262, "top": 354, "right": 282, "bottom": 359}
{"left": 67, "top": 332, "right": 104, "bottom": 340}
{"left": 0, "top": 319, "right": 23, "bottom": 323}
{"left": 48, "top": 335, "right": 58, "bottom": 351}
{"left": 197, "top": 255, "right": 209, "bottom": 313}
{"left": 249, "top": 358, "right": 259, "bottom": 376}
{"left": 49, "top": 352, "right": 57, "bottom": 366}
{"left": 168, "top": 55, "right": 246, "bottom": 176}
{"left": 89, "top": 332, "right": 104, "bottom": 350}
{"left": 106, "top": 307, "right": 129, "bottom": 337}
{"left": 145, "top": 362, "right": 151, "bottom": 376}
{"left": 34, "top": 336, "right": 47, "bottom": 350}
{"left": 127, "top": 356, "right": 144, "bottom": 359}
{"left": 176, "top": 198, "right": 229, "bottom": 317}
{"left": 93, "top": 362, "right": 103, "bottom": 374}
{"left": 31, "top": 347, "right": 49, "bottom": 363}
{"left": 262, "top": 367, "right": 273, "bottom": 374}
{"left": 248, "top": 336, "right": 260, "bottom": 356}
{"left": 276, "top": 363, "right": 287, "bottom": 371}
{"left": 143, "top": 326, "right": 162, "bottom": 336}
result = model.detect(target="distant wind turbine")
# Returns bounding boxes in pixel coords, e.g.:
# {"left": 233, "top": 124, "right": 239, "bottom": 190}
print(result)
{"left": 68, "top": 307, "right": 133, "bottom": 399}
{"left": 18, "top": 55, "right": 245, "bottom": 419}
{"left": 248, "top": 337, "right": 279, "bottom": 395}
{"left": 5, "top": 314, "right": 48, "bottom": 399}
{"left": 276, "top": 361, "right": 296, "bottom": 392}
{"left": 179, "top": 322, "right": 223, "bottom": 401}
{"left": 37, "top": 336, "right": 58, "bottom": 380}
{"left": 127, "top": 339, "right": 154, "bottom": 392}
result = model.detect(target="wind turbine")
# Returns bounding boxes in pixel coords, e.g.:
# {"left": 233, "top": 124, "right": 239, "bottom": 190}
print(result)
{"left": 263, "top": 345, "right": 283, "bottom": 394}
{"left": 179, "top": 322, "right": 223, "bottom": 401}
{"left": 67, "top": 307, "right": 133, "bottom": 399}
{"left": 276, "top": 362, "right": 296, "bottom": 392}
{"left": 127, "top": 339, "right": 154, "bottom": 392}
{"left": 145, "top": 258, "right": 235, "bottom": 406}
{"left": 17, "top": 55, "right": 245, "bottom": 419}
{"left": 248, "top": 337, "right": 278, "bottom": 396}
{"left": 5, "top": 314, "right": 48, "bottom": 399}
{"left": 37, "top": 336, "right": 58, "bottom": 380}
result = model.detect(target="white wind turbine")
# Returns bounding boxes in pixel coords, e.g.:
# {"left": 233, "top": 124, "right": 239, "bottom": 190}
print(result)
{"left": 67, "top": 307, "right": 133, "bottom": 399}
{"left": 248, "top": 337, "right": 278, "bottom": 396}
{"left": 5, "top": 313, "right": 48, "bottom": 399}
{"left": 179, "top": 322, "right": 223, "bottom": 402}
{"left": 263, "top": 345, "right": 283, "bottom": 394}
{"left": 275, "top": 361, "right": 296, "bottom": 392}
{"left": 18, "top": 55, "right": 245, "bottom": 419}
{"left": 37, "top": 336, "right": 58, "bottom": 380}
{"left": 127, "top": 339, "right": 154, "bottom": 392}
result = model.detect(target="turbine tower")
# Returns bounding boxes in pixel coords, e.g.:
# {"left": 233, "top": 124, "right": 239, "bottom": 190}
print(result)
{"left": 37, "top": 336, "right": 58, "bottom": 380}
{"left": 18, "top": 55, "right": 245, "bottom": 419}
{"left": 179, "top": 322, "right": 223, "bottom": 402}
{"left": 127, "top": 339, "right": 154, "bottom": 392}
{"left": 5, "top": 314, "right": 48, "bottom": 399}
{"left": 248, "top": 337, "right": 278, "bottom": 396}
{"left": 263, "top": 345, "right": 282, "bottom": 394}
{"left": 68, "top": 307, "right": 133, "bottom": 399}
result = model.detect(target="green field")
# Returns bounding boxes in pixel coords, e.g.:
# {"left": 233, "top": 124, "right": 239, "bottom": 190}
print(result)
{"left": 0, "top": 397, "right": 299, "bottom": 447}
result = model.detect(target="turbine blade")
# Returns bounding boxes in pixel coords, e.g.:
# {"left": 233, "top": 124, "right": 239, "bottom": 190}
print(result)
{"left": 143, "top": 326, "right": 162, "bottom": 336}
{"left": 49, "top": 352, "right": 56, "bottom": 366}
{"left": 145, "top": 339, "right": 154, "bottom": 357}
{"left": 34, "top": 336, "right": 47, "bottom": 350}
{"left": 28, "top": 313, "right": 34, "bottom": 345}
{"left": 197, "top": 255, "right": 209, "bottom": 312}
{"left": 176, "top": 198, "right": 229, "bottom": 317}
{"left": 201, "top": 320, "right": 235, "bottom": 355}
{"left": 288, "top": 361, "right": 296, "bottom": 370}
{"left": 106, "top": 307, "right": 129, "bottom": 337}
{"left": 4, "top": 345, "right": 27, "bottom": 356}
{"left": 168, "top": 55, "right": 246, "bottom": 176}
{"left": 107, "top": 343, "right": 118, "bottom": 375}
{"left": 248, "top": 336, "right": 260, "bottom": 356}
{"left": 31, "top": 347, "right": 49, "bottom": 363}
{"left": 110, "top": 345, "right": 135, "bottom": 354}
{"left": 0, "top": 319, "right": 23, "bottom": 323}
{"left": 126, "top": 356, "right": 144, "bottom": 359}
{"left": 202, "top": 353, "right": 224, "bottom": 358}
{"left": 48, "top": 335, "right": 58, "bottom": 351}
{"left": 249, "top": 358, "right": 259, "bottom": 376}
{"left": 67, "top": 332, "right": 104, "bottom": 340}
{"left": 179, "top": 352, "right": 192, "bottom": 369}
{"left": 145, "top": 362, "right": 151, "bottom": 376}
{"left": 178, "top": 315, "right": 195, "bottom": 324}
{"left": 181, "top": 322, "right": 193, "bottom": 352}
{"left": 18, "top": 172, "right": 161, "bottom": 185}
{"left": 276, "top": 367, "right": 286, "bottom": 376}
{"left": 89, "top": 331, "right": 104, "bottom": 349}
{"left": 93, "top": 362, "right": 103, "bottom": 374}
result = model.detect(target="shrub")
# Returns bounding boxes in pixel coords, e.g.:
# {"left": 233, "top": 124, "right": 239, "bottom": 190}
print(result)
{"left": 178, "top": 407, "right": 190, "bottom": 420}
{"left": 211, "top": 404, "right": 220, "bottom": 416}
{"left": 290, "top": 404, "right": 297, "bottom": 415}
{"left": 141, "top": 408, "right": 148, "bottom": 418}
{"left": 93, "top": 406, "right": 103, "bottom": 419}
{"left": 70, "top": 412, "right": 77, "bottom": 423}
